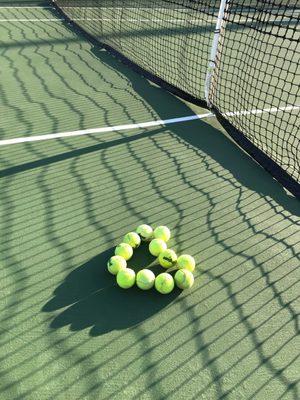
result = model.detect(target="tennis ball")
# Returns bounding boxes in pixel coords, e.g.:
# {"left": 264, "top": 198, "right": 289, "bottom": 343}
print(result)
{"left": 175, "top": 269, "right": 194, "bottom": 290}
{"left": 115, "top": 243, "right": 133, "bottom": 260}
{"left": 158, "top": 249, "right": 177, "bottom": 268}
{"left": 177, "top": 254, "right": 196, "bottom": 272}
{"left": 107, "top": 255, "right": 127, "bottom": 275}
{"left": 136, "top": 269, "right": 155, "bottom": 290}
{"left": 116, "top": 268, "right": 136, "bottom": 289}
{"left": 155, "top": 273, "right": 174, "bottom": 294}
{"left": 149, "top": 238, "right": 167, "bottom": 257}
{"left": 136, "top": 224, "right": 153, "bottom": 241}
{"left": 154, "top": 226, "right": 171, "bottom": 242}
{"left": 123, "top": 232, "right": 141, "bottom": 249}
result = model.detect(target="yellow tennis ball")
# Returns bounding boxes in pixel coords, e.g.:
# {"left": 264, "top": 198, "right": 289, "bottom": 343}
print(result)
{"left": 177, "top": 254, "right": 195, "bottom": 272}
{"left": 155, "top": 273, "right": 174, "bottom": 294}
{"left": 107, "top": 255, "right": 127, "bottom": 275}
{"left": 115, "top": 243, "right": 133, "bottom": 260}
{"left": 136, "top": 269, "right": 155, "bottom": 290}
{"left": 149, "top": 238, "right": 167, "bottom": 257}
{"left": 116, "top": 268, "right": 136, "bottom": 289}
{"left": 175, "top": 269, "right": 194, "bottom": 289}
{"left": 123, "top": 232, "right": 141, "bottom": 249}
{"left": 154, "top": 226, "right": 171, "bottom": 242}
{"left": 136, "top": 224, "right": 153, "bottom": 241}
{"left": 158, "top": 249, "right": 177, "bottom": 268}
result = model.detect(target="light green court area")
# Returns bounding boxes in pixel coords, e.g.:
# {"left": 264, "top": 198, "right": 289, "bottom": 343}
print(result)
{"left": 0, "top": 4, "right": 299, "bottom": 400}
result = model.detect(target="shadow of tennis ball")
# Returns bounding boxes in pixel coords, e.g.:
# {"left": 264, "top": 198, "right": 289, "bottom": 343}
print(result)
{"left": 43, "top": 245, "right": 179, "bottom": 336}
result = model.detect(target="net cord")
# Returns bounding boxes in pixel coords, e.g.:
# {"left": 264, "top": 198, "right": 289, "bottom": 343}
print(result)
{"left": 204, "top": 0, "right": 229, "bottom": 106}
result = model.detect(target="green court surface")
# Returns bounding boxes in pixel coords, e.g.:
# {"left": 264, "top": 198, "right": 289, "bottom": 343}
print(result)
{"left": 0, "top": 4, "right": 299, "bottom": 400}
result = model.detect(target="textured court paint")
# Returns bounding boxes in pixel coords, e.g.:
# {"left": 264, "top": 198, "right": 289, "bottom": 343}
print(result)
{"left": 0, "top": 5, "right": 299, "bottom": 400}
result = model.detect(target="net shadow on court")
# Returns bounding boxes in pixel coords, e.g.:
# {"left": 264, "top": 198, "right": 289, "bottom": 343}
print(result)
{"left": 0, "top": 3, "right": 299, "bottom": 400}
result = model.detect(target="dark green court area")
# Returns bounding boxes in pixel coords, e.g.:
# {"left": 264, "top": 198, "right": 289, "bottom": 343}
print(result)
{"left": 0, "top": 3, "right": 299, "bottom": 400}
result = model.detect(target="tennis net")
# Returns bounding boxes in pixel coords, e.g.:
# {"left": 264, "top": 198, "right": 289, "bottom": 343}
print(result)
{"left": 53, "top": 0, "right": 300, "bottom": 197}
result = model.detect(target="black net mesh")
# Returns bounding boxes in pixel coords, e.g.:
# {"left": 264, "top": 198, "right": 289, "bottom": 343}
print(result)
{"left": 53, "top": 0, "right": 221, "bottom": 102}
{"left": 53, "top": 0, "right": 300, "bottom": 196}
{"left": 210, "top": 0, "right": 299, "bottom": 187}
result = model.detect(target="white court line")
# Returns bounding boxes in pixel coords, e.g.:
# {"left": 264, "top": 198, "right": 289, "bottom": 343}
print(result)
{"left": 61, "top": 6, "right": 300, "bottom": 15}
{"left": 0, "top": 17, "right": 207, "bottom": 23}
{"left": 1, "top": 105, "right": 298, "bottom": 146}
{"left": 62, "top": 6, "right": 300, "bottom": 12}
{"left": 71, "top": 17, "right": 292, "bottom": 23}
{"left": 223, "top": 105, "right": 300, "bottom": 117}
{"left": 72, "top": 17, "right": 211, "bottom": 23}
{"left": 0, "top": 6, "right": 55, "bottom": 9}
{"left": 0, "top": 17, "right": 293, "bottom": 23}
{"left": 0, "top": 113, "right": 214, "bottom": 146}
{"left": 0, "top": 15, "right": 295, "bottom": 23}
{"left": 0, "top": 18, "right": 65, "bottom": 22}
{"left": 30, "top": 17, "right": 293, "bottom": 24}
{"left": 62, "top": 7, "right": 196, "bottom": 10}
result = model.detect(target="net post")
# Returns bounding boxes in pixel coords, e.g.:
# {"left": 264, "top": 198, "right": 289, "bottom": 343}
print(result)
{"left": 205, "top": 0, "right": 229, "bottom": 107}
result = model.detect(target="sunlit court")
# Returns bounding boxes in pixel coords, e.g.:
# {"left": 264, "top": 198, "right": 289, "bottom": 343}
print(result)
{"left": 0, "top": 1, "right": 299, "bottom": 399}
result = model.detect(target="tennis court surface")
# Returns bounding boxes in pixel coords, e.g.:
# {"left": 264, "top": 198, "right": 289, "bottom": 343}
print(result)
{"left": 0, "top": 1, "right": 299, "bottom": 399}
